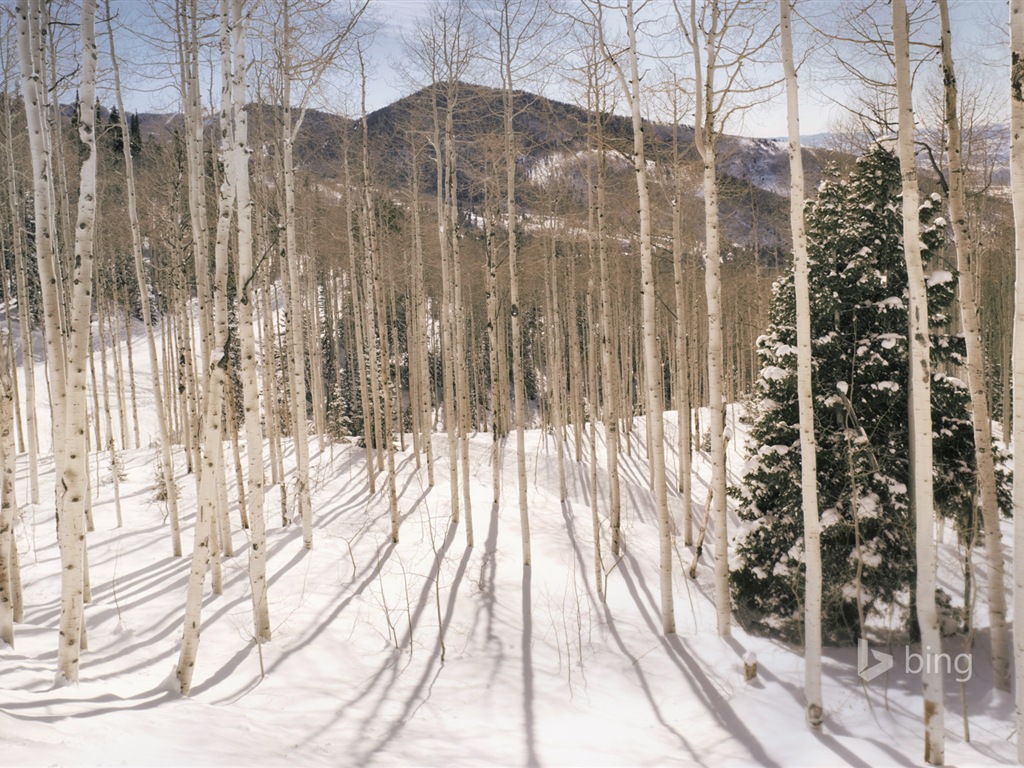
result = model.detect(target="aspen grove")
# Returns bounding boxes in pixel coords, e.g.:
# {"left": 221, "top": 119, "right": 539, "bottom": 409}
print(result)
{"left": 4, "top": 0, "right": 1024, "bottom": 765}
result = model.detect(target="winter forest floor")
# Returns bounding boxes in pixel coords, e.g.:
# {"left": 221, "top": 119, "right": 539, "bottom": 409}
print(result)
{"left": 0, "top": 329, "right": 1019, "bottom": 767}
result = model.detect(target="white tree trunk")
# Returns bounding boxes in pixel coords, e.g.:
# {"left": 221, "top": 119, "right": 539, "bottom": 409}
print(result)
{"left": 16, "top": 0, "right": 69, "bottom": 527}
{"left": 780, "top": 0, "right": 822, "bottom": 728}
{"left": 176, "top": 350, "right": 227, "bottom": 695}
{"left": 1009, "top": 1, "right": 1024, "bottom": 762}
{"left": 494, "top": 6, "right": 531, "bottom": 565}
{"left": 211, "top": 0, "right": 235, "bottom": 564}
{"left": 281, "top": 44, "right": 312, "bottom": 548}
{"left": 893, "top": 0, "right": 943, "bottom": 761}
{"left": 43, "top": 0, "right": 100, "bottom": 683}
{"left": 685, "top": 0, "right": 731, "bottom": 637}
{"left": 359, "top": 67, "right": 400, "bottom": 543}
{"left": 342, "top": 132, "right": 376, "bottom": 495}
{"left": 937, "top": 0, "right": 1009, "bottom": 693}
{"left": 231, "top": 0, "right": 269, "bottom": 642}
{"left": 0, "top": 333, "right": 15, "bottom": 647}
{"left": 429, "top": 86, "right": 461, "bottom": 528}
{"left": 2, "top": 94, "right": 38, "bottom": 507}
{"left": 409, "top": 155, "right": 435, "bottom": 486}
{"left": 671, "top": 196, "right": 693, "bottom": 545}
{"left": 596, "top": 134, "right": 622, "bottom": 558}
{"left": 616, "top": 0, "right": 674, "bottom": 634}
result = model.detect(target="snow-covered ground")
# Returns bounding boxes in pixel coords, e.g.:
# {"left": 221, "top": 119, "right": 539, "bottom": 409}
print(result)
{"left": 0, "top": 326, "right": 1017, "bottom": 767}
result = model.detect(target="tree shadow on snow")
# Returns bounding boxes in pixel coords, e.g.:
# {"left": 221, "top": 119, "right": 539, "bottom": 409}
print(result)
{"left": 353, "top": 523, "right": 478, "bottom": 766}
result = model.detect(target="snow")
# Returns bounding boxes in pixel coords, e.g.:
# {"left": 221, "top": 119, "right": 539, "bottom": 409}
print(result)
{"left": 760, "top": 365, "right": 789, "bottom": 382}
{"left": 0, "top": 322, "right": 1017, "bottom": 767}
{"left": 857, "top": 492, "right": 880, "bottom": 520}
{"left": 878, "top": 333, "right": 902, "bottom": 350}
{"left": 821, "top": 508, "right": 842, "bottom": 528}
{"left": 927, "top": 270, "right": 955, "bottom": 288}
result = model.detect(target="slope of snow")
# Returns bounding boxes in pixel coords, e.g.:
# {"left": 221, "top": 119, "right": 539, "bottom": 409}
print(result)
{"left": 0, "top": 325, "right": 1017, "bottom": 767}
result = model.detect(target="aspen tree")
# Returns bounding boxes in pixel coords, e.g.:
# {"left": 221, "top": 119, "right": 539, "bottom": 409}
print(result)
{"left": 16, "top": 0, "right": 68, "bottom": 521}
{"left": 389, "top": 286, "right": 406, "bottom": 456}
{"left": 0, "top": 331, "right": 14, "bottom": 647}
{"left": 121, "top": 308, "right": 140, "bottom": 450}
{"left": 98, "top": 305, "right": 123, "bottom": 527}
{"left": 413, "top": 4, "right": 467, "bottom": 530}
{"left": 225, "top": 373, "right": 248, "bottom": 530}
{"left": 89, "top": 325, "right": 103, "bottom": 453}
{"left": 210, "top": 0, "right": 237, "bottom": 563}
{"left": 484, "top": 202, "right": 503, "bottom": 503}
{"left": 779, "top": 0, "right": 822, "bottom": 728}
{"left": 0, "top": 129, "right": 22, "bottom": 460}
{"left": 545, "top": 241, "right": 567, "bottom": 502}
{"left": 109, "top": 311, "right": 130, "bottom": 450}
{"left": 669, "top": 87, "right": 693, "bottom": 545}
{"left": 230, "top": 0, "right": 270, "bottom": 641}
{"left": 495, "top": 0, "right": 531, "bottom": 564}
{"left": 176, "top": 0, "right": 238, "bottom": 691}
{"left": 176, "top": 348, "right": 229, "bottom": 695}
{"left": 279, "top": 0, "right": 313, "bottom": 546}
{"left": 595, "top": 0, "right": 674, "bottom": 634}
{"left": 586, "top": 291, "right": 604, "bottom": 601}
{"left": 1010, "top": 0, "right": 1024, "bottom": 762}
{"left": 448, "top": 97, "right": 473, "bottom": 547}
{"left": 59, "top": 0, "right": 100, "bottom": 682}
{"left": 408, "top": 146, "right": 435, "bottom": 486}
{"left": 677, "top": 0, "right": 774, "bottom": 637}
{"left": 341, "top": 126, "right": 377, "bottom": 493}
{"left": 936, "top": 0, "right": 1009, "bottom": 693}
{"left": 580, "top": 69, "right": 607, "bottom": 599}
{"left": 588, "top": 41, "right": 622, "bottom": 557}
{"left": 178, "top": 0, "right": 212, "bottom": 369}
{"left": 259, "top": 267, "right": 287, "bottom": 525}
{"left": 0, "top": 253, "right": 20, "bottom": 464}
{"left": 305, "top": 265, "right": 327, "bottom": 453}
{"left": 685, "top": 0, "right": 731, "bottom": 636}
{"left": 1, "top": 88, "right": 38, "bottom": 506}
{"left": 359, "top": 50, "right": 399, "bottom": 543}
{"left": 275, "top": 0, "right": 364, "bottom": 546}
{"left": 566, "top": 253, "right": 585, "bottom": 465}
{"left": 16, "top": 0, "right": 100, "bottom": 680}
{"left": 892, "top": 0, "right": 942, "bottom": 761}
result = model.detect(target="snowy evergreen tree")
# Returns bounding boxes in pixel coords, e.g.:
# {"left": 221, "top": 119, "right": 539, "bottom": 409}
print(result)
{"left": 731, "top": 146, "right": 1010, "bottom": 645}
{"left": 129, "top": 112, "right": 143, "bottom": 159}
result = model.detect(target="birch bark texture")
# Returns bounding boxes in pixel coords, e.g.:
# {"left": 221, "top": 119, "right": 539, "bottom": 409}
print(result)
{"left": 229, "top": 0, "right": 270, "bottom": 642}
{"left": 23, "top": 0, "right": 101, "bottom": 683}
{"left": 779, "top": 0, "right": 822, "bottom": 728}
{"left": 679, "top": 0, "right": 730, "bottom": 637}
{"left": 892, "top": 0, "right": 943, "bottom": 762}
{"left": 495, "top": 0, "right": 532, "bottom": 565}
{"left": 1009, "top": 0, "right": 1024, "bottom": 762}
{"left": 936, "top": 0, "right": 1009, "bottom": 694}
{"left": 104, "top": 0, "right": 182, "bottom": 558}
{"left": 0, "top": 332, "right": 15, "bottom": 648}
{"left": 598, "top": 0, "right": 675, "bottom": 635}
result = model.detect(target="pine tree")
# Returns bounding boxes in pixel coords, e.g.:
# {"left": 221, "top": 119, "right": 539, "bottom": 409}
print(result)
{"left": 106, "top": 106, "right": 124, "bottom": 158}
{"left": 731, "top": 146, "right": 1010, "bottom": 645}
{"left": 129, "top": 112, "right": 142, "bottom": 158}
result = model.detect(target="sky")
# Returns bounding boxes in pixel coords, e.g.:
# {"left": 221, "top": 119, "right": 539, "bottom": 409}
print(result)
{"left": 101, "top": 0, "right": 1010, "bottom": 140}
{"left": 362, "top": 0, "right": 1010, "bottom": 139}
